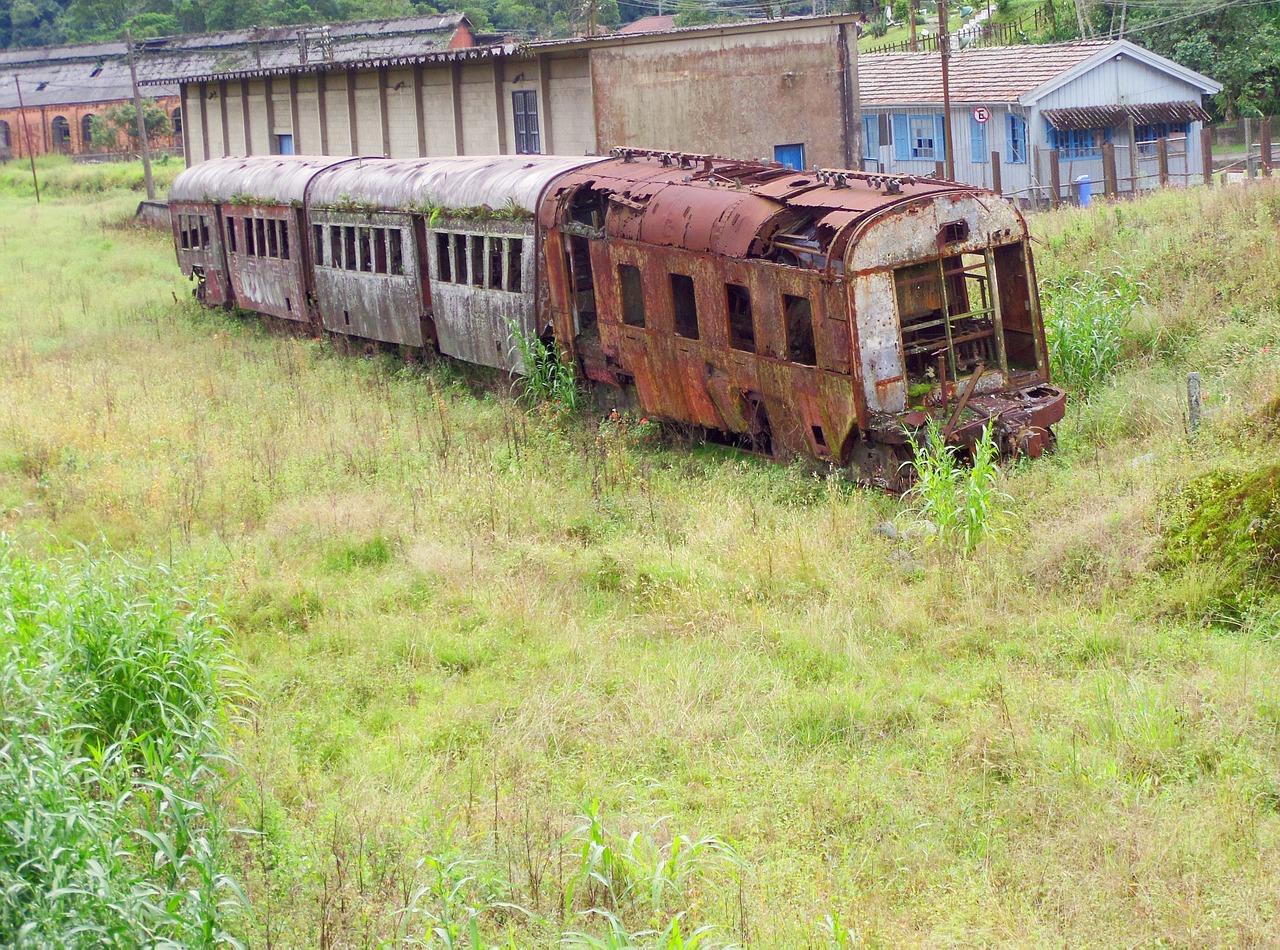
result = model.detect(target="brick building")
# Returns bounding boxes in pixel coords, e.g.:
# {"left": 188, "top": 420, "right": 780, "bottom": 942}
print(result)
{"left": 0, "top": 41, "right": 182, "bottom": 159}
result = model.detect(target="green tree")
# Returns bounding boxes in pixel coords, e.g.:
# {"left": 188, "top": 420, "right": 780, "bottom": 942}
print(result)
{"left": 90, "top": 99, "right": 171, "bottom": 150}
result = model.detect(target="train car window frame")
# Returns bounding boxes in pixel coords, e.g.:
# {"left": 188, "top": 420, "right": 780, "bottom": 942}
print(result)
{"left": 453, "top": 234, "right": 468, "bottom": 284}
{"left": 312, "top": 224, "right": 323, "bottom": 266}
{"left": 179, "top": 214, "right": 190, "bottom": 249}
{"left": 435, "top": 233, "right": 452, "bottom": 281}
{"left": 373, "top": 228, "right": 388, "bottom": 274}
{"left": 670, "top": 274, "right": 699, "bottom": 340}
{"left": 245, "top": 217, "right": 256, "bottom": 256}
{"left": 726, "top": 283, "right": 755, "bottom": 352}
{"left": 469, "top": 235, "right": 485, "bottom": 288}
{"left": 389, "top": 229, "right": 404, "bottom": 276}
{"left": 330, "top": 226, "right": 343, "bottom": 269}
{"left": 488, "top": 237, "right": 504, "bottom": 289}
{"left": 279, "top": 220, "right": 290, "bottom": 261}
{"left": 199, "top": 217, "right": 210, "bottom": 250}
{"left": 783, "top": 293, "right": 816, "bottom": 365}
{"left": 506, "top": 238, "right": 523, "bottom": 292}
{"left": 227, "top": 217, "right": 238, "bottom": 254}
{"left": 343, "top": 227, "right": 357, "bottom": 272}
{"left": 618, "top": 263, "right": 645, "bottom": 328}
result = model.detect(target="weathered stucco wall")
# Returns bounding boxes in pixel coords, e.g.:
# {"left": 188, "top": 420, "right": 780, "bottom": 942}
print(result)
{"left": 588, "top": 24, "right": 857, "bottom": 168}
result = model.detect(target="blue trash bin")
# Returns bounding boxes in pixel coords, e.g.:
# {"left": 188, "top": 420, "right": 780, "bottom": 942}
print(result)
{"left": 1075, "top": 174, "right": 1092, "bottom": 207}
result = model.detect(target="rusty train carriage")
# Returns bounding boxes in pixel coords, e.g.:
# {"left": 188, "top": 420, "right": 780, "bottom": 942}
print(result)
{"left": 169, "top": 151, "right": 1066, "bottom": 472}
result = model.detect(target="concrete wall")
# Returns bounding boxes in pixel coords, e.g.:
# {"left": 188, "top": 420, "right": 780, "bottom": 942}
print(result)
{"left": 0, "top": 95, "right": 182, "bottom": 159}
{"left": 589, "top": 23, "right": 859, "bottom": 168}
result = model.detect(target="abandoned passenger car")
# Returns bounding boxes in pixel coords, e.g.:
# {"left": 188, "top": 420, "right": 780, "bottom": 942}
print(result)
{"left": 169, "top": 152, "right": 1065, "bottom": 475}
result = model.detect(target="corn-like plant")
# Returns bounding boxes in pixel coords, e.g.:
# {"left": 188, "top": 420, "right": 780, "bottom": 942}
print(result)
{"left": 901, "top": 419, "right": 1007, "bottom": 554}
{"left": 510, "top": 323, "right": 584, "bottom": 414}
{"left": 1041, "top": 267, "right": 1145, "bottom": 394}
{"left": 561, "top": 910, "right": 728, "bottom": 949}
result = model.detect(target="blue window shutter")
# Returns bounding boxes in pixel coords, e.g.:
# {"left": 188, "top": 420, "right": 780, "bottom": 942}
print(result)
{"left": 893, "top": 114, "right": 910, "bottom": 162}
{"left": 934, "top": 114, "right": 947, "bottom": 161}
{"left": 970, "top": 115, "right": 986, "bottom": 164}
{"left": 863, "top": 115, "right": 880, "bottom": 159}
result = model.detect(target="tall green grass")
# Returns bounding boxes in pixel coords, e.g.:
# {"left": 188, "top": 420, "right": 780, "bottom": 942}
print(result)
{"left": 1040, "top": 266, "right": 1146, "bottom": 394}
{"left": 0, "top": 537, "right": 245, "bottom": 946}
{"left": 0, "top": 154, "right": 183, "bottom": 199}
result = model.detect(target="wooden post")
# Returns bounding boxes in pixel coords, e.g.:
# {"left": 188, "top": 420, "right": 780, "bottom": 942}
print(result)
{"left": 934, "top": 160, "right": 945, "bottom": 180}
{"left": 12, "top": 75, "right": 40, "bottom": 202}
{"left": 1102, "top": 141, "right": 1117, "bottom": 197}
{"left": 990, "top": 150, "right": 1002, "bottom": 194}
{"left": 1049, "top": 149, "right": 1061, "bottom": 208}
{"left": 1156, "top": 137, "right": 1169, "bottom": 187}
{"left": 1201, "top": 126, "right": 1213, "bottom": 186}
{"left": 1262, "top": 117, "right": 1273, "bottom": 177}
{"left": 1187, "top": 372, "right": 1201, "bottom": 435}
{"left": 124, "top": 29, "right": 155, "bottom": 200}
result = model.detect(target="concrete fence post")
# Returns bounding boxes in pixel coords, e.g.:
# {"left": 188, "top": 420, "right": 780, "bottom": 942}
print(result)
{"left": 1201, "top": 127, "right": 1214, "bottom": 186}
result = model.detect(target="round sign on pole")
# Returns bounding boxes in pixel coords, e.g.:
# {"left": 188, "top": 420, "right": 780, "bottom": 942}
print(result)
{"left": 973, "top": 106, "right": 991, "bottom": 124}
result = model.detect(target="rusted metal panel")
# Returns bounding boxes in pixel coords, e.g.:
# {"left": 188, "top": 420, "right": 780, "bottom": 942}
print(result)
{"left": 221, "top": 204, "right": 310, "bottom": 323}
{"left": 169, "top": 200, "right": 230, "bottom": 306}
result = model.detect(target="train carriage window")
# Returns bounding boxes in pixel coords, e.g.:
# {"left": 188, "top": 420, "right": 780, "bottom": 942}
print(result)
{"left": 344, "top": 227, "right": 357, "bottom": 272}
{"left": 470, "top": 235, "right": 485, "bottom": 288}
{"left": 256, "top": 219, "right": 267, "bottom": 259}
{"left": 329, "top": 226, "right": 341, "bottom": 269}
{"left": 726, "top": 284, "right": 754, "bottom": 352}
{"left": 453, "top": 234, "right": 467, "bottom": 284}
{"left": 436, "top": 233, "right": 452, "bottom": 281}
{"left": 280, "top": 221, "right": 289, "bottom": 260}
{"left": 373, "top": 228, "right": 387, "bottom": 274}
{"left": 783, "top": 294, "right": 816, "bottom": 365}
{"left": 619, "top": 264, "right": 645, "bottom": 328}
{"left": 389, "top": 229, "right": 404, "bottom": 276}
{"left": 671, "top": 274, "right": 699, "bottom": 340}
{"left": 313, "top": 225, "right": 323, "bottom": 266}
{"left": 228, "top": 217, "right": 237, "bottom": 254}
{"left": 488, "top": 237, "right": 503, "bottom": 289}
{"left": 267, "top": 218, "right": 278, "bottom": 258}
{"left": 358, "top": 228, "right": 373, "bottom": 273}
{"left": 245, "top": 217, "right": 256, "bottom": 256}
{"left": 506, "top": 239, "right": 522, "bottom": 292}
{"left": 180, "top": 215, "right": 190, "bottom": 249}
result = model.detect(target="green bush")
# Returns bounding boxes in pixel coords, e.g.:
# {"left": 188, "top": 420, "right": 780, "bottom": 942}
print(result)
{"left": 0, "top": 537, "right": 245, "bottom": 946}
{"left": 510, "top": 324, "right": 585, "bottom": 414}
{"left": 901, "top": 419, "right": 1006, "bottom": 553}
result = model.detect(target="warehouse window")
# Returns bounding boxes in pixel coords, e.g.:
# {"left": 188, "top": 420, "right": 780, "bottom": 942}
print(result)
{"left": 784, "top": 294, "right": 816, "bottom": 365}
{"left": 671, "top": 274, "right": 699, "bottom": 340}
{"left": 512, "top": 90, "right": 540, "bottom": 155}
{"left": 619, "top": 264, "right": 645, "bottom": 328}
{"left": 726, "top": 283, "right": 754, "bottom": 352}
{"left": 0, "top": 120, "right": 10, "bottom": 150}
{"left": 81, "top": 114, "right": 94, "bottom": 148}
{"left": 51, "top": 116, "right": 70, "bottom": 153}
{"left": 172, "top": 108, "right": 182, "bottom": 136}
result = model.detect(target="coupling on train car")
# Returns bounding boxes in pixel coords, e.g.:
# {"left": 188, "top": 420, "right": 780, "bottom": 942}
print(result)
{"left": 169, "top": 151, "right": 1065, "bottom": 481}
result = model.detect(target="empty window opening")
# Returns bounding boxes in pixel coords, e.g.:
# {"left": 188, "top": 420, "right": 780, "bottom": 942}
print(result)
{"left": 783, "top": 294, "right": 816, "bottom": 365}
{"left": 245, "top": 218, "right": 256, "bottom": 256}
{"left": 228, "top": 218, "right": 237, "bottom": 254}
{"left": 671, "top": 274, "right": 699, "bottom": 340}
{"left": 358, "top": 228, "right": 373, "bottom": 273}
{"left": 199, "top": 218, "right": 209, "bottom": 249}
{"left": 50, "top": 115, "right": 69, "bottom": 152}
{"left": 488, "top": 237, "right": 504, "bottom": 288}
{"left": 619, "top": 264, "right": 645, "bottom": 328}
{"left": 343, "top": 227, "right": 356, "bottom": 272}
{"left": 179, "top": 215, "right": 190, "bottom": 249}
{"left": 568, "top": 187, "right": 608, "bottom": 230}
{"left": 895, "top": 253, "right": 997, "bottom": 386}
{"left": 389, "top": 229, "right": 404, "bottom": 276}
{"left": 469, "top": 235, "right": 485, "bottom": 287}
{"left": 568, "top": 235, "right": 597, "bottom": 333}
{"left": 285, "top": 297, "right": 292, "bottom": 312}
{"left": 436, "top": 232, "right": 452, "bottom": 281}
{"left": 726, "top": 283, "right": 754, "bottom": 352}
{"left": 256, "top": 219, "right": 267, "bottom": 258}
{"left": 279, "top": 220, "right": 289, "bottom": 260}
{"left": 452, "top": 234, "right": 467, "bottom": 284}
{"left": 343, "top": 310, "right": 350, "bottom": 326}
{"left": 373, "top": 228, "right": 387, "bottom": 274}
{"left": 811, "top": 424, "right": 827, "bottom": 450}
{"left": 940, "top": 220, "right": 970, "bottom": 245}
{"left": 330, "top": 226, "right": 342, "bottom": 269}
{"left": 312, "top": 224, "right": 323, "bottom": 266}
{"left": 506, "top": 238, "right": 523, "bottom": 292}
{"left": 994, "top": 242, "right": 1038, "bottom": 372}
{"left": 267, "top": 218, "right": 278, "bottom": 258}
{"left": 172, "top": 108, "right": 182, "bottom": 136}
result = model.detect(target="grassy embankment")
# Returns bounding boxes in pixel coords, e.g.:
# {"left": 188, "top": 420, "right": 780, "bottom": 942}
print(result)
{"left": 0, "top": 158, "right": 1278, "bottom": 945}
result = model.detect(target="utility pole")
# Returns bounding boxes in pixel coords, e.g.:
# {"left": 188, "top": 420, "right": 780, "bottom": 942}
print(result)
{"left": 124, "top": 29, "right": 155, "bottom": 200}
{"left": 938, "top": 0, "right": 956, "bottom": 179}
{"left": 12, "top": 75, "right": 40, "bottom": 202}
{"left": 909, "top": 0, "right": 918, "bottom": 50}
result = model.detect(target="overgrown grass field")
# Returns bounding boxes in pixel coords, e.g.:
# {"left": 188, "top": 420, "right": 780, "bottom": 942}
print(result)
{"left": 1, "top": 161, "right": 1278, "bottom": 946}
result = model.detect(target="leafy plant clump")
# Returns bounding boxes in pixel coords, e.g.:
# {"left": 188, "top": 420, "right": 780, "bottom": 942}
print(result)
{"left": 1041, "top": 266, "right": 1146, "bottom": 394}
{"left": 510, "top": 323, "right": 585, "bottom": 414}
{"left": 900, "top": 419, "right": 1006, "bottom": 554}
{"left": 0, "top": 537, "right": 246, "bottom": 947}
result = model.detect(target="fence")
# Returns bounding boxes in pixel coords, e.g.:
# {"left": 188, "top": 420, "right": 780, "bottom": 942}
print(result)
{"left": 864, "top": 3, "right": 1054, "bottom": 55}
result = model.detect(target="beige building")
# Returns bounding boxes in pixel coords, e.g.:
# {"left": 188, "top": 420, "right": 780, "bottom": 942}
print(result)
{"left": 139, "top": 13, "right": 863, "bottom": 171}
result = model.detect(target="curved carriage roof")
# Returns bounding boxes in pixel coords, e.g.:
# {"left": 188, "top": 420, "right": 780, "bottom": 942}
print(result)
{"left": 538, "top": 152, "right": 994, "bottom": 261}
{"left": 168, "top": 155, "right": 358, "bottom": 205}
{"left": 307, "top": 155, "right": 607, "bottom": 214}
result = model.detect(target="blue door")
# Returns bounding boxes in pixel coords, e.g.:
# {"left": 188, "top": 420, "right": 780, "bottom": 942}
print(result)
{"left": 774, "top": 143, "right": 805, "bottom": 170}
{"left": 276, "top": 133, "right": 294, "bottom": 155}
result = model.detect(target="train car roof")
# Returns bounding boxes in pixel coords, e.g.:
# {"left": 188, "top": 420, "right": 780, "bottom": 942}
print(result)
{"left": 306, "top": 155, "right": 608, "bottom": 215}
{"left": 538, "top": 151, "right": 989, "bottom": 261}
{"left": 168, "top": 155, "right": 360, "bottom": 205}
